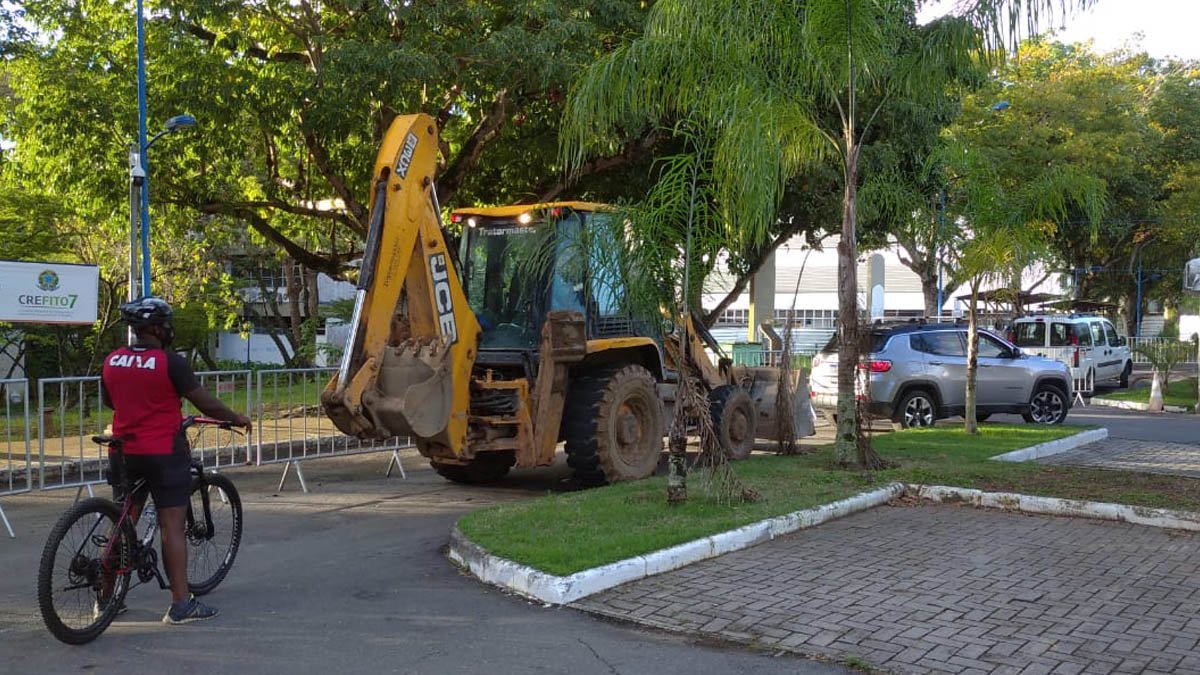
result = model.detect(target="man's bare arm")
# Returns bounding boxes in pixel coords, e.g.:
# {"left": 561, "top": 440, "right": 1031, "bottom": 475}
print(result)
{"left": 182, "top": 387, "right": 252, "bottom": 430}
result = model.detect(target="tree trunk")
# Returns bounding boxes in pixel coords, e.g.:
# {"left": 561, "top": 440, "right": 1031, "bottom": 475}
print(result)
{"left": 666, "top": 366, "right": 689, "bottom": 505}
{"left": 922, "top": 277, "right": 940, "bottom": 319}
{"left": 304, "top": 267, "right": 320, "bottom": 319}
{"left": 256, "top": 274, "right": 298, "bottom": 368}
{"left": 834, "top": 127, "right": 862, "bottom": 466}
{"left": 702, "top": 227, "right": 804, "bottom": 328}
{"left": 283, "top": 260, "right": 304, "bottom": 349}
{"left": 965, "top": 283, "right": 980, "bottom": 435}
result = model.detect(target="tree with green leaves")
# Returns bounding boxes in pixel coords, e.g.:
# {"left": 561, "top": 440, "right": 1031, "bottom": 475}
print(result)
{"left": 562, "top": 0, "right": 1096, "bottom": 467}
{"left": 956, "top": 41, "right": 1173, "bottom": 326}
{"left": 0, "top": 0, "right": 653, "bottom": 278}
{"left": 939, "top": 130, "right": 1106, "bottom": 432}
{"left": 1, "top": 0, "right": 655, "bottom": 371}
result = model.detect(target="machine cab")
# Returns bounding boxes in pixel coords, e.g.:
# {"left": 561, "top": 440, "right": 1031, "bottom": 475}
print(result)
{"left": 450, "top": 202, "right": 639, "bottom": 358}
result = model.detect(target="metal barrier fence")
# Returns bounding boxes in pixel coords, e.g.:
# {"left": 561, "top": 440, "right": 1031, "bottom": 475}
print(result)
{"left": 0, "top": 367, "right": 413, "bottom": 538}
{"left": 255, "top": 367, "right": 409, "bottom": 492}
{"left": 37, "top": 376, "right": 110, "bottom": 494}
{"left": 187, "top": 369, "right": 254, "bottom": 469}
{"left": 0, "top": 379, "right": 30, "bottom": 537}
{"left": 1127, "top": 337, "right": 1193, "bottom": 364}
{"left": 1072, "top": 367, "right": 1094, "bottom": 405}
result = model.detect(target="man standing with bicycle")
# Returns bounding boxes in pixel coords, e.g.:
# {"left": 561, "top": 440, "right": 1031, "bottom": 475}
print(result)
{"left": 101, "top": 297, "right": 252, "bottom": 625}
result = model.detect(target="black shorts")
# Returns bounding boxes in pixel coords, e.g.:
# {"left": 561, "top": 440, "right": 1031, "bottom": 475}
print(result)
{"left": 107, "top": 433, "right": 193, "bottom": 508}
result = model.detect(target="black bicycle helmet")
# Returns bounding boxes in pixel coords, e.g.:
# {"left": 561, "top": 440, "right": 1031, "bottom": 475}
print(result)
{"left": 120, "top": 297, "right": 174, "bottom": 328}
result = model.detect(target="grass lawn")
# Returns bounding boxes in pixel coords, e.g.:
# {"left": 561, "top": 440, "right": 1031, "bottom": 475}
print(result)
{"left": 458, "top": 424, "right": 1200, "bottom": 576}
{"left": 1095, "top": 378, "right": 1197, "bottom": 411}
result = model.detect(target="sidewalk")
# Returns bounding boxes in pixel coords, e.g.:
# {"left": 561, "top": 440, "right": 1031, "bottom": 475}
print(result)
{"left": 574, "top": 503, "right": 1200, "bottom": 674}
{"left": 1039, "top": 437, "right": 1200, "bottom": 478}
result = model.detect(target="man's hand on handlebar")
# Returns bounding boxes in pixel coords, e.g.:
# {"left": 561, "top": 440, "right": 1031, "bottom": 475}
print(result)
{"left": 231, "top": 414, "right": 253, "bottom": 433}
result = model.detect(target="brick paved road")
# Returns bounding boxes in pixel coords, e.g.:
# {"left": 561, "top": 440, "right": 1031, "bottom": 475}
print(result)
{"left": 574, "top": 505, "right": 1200, "bottom": 674}
{"left": 1039, "top": 439, "right": 1200, "bottom": 478}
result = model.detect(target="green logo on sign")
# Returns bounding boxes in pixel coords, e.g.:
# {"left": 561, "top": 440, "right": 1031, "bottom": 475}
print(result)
{"left": 37, "top": 270, "right": 60, "bottom": 292}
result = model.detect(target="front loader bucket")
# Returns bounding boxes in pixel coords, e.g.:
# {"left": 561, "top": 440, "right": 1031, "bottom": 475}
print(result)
{"left": 734, "top": 366, "right": 816, "bottom": 443}
{"left": 361, "top": 339, "right": 454, "bottom": 440}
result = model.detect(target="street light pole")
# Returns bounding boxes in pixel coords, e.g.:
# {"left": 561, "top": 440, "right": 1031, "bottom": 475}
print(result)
{"left": 1136, "top": 255, "right": 1143, "bottom": 337}
{"left": 136, "top": 0, "right": 150, "bottom": 297}
{"left": 936, "top": 187, "right": 945, "bottom": 321}
{"left": 128, "top": 144, "right": 145, "bottom": 345}
{"left": 128, "top": 114, "right": 196, "bottom": 310}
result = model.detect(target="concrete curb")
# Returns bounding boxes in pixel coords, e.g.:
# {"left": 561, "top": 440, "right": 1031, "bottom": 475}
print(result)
{"left": 988, "top": 428, "right": 1107, "bottom": 462}
{"left": 908, "top": 484, "right": 1200, "bottom": 531}
{"left": 1090, "top": 397, "right": 1192, "bottom": 414}
{"left": 448, "top": 482, "right": 906, "bottom": 606}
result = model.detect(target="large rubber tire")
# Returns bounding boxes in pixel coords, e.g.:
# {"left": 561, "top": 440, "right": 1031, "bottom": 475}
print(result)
{"left": 564, "top": 365, "right": 664, "bottom": 486}
{"left": 431, "top": 451, "right": 516, "bottom": 484}
{"left": 1119, "top": 361, "right": 1132, "bottom": 389}
{"left": 1022, "top": 384, "right": 1069, "bottom": 424}
{"left": 38, "top": 498, "right": 134, "bottom": 645}
{"left": 892, "top": 389, "right": 937, "bottom": 429}
{"left": 709, "top": 385, "right": 756, "bottom": 460}
{"left": 187, "top": 473, "right": 243, "bottom": 597}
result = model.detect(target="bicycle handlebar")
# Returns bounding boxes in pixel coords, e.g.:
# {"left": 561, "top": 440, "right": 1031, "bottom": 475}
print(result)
{"left": 94, "top": 417, "right": 247, "bottom": 447}
{"left": 183, "top": 416, "right": 247, "bottom": 435}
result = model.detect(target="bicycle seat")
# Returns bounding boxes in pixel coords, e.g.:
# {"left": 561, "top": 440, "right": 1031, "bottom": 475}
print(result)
{"left": 91, "top": 434, "right": 128, "bottom": 447}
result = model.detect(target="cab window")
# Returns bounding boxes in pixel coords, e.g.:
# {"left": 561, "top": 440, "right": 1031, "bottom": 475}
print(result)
{"left": 977, "top": 334, "right": 1008, "bottom": 358}
{"left": 1103, "top": 322, "right": 1121, "bottom": 346}
{"left": 1089, "top": 321, "right": 1106, "bottom": 346}
{"left": 912, "top": 331, "right": 965, "bottom": 356}
{"left": 1073, "top": 323, "right": 1092, "bottom": 346}
{"left": 1049, "top": 323, "right": 1072, "bottom": 347}
{"left": 1012, "top": 322, "right": 1044, "bottom": 348}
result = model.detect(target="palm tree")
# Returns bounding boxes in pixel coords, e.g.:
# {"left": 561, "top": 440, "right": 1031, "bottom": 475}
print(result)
{"left": 561, "top": 0, "right": 1097, "bottom": 467}
{"left": 945, "top": 139, "right": 1106, "bottom": 432}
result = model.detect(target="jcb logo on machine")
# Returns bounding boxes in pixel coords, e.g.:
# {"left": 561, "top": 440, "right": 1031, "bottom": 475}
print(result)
{"left": 395, "top": 132, "right": 419, "bottom": 180}
{"left": 430, "top": 253, "right": 458, "bottom": 344}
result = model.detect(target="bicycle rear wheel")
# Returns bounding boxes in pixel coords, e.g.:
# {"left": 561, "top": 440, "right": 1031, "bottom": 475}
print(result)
{"left": 186, "top": 472, "right": 242, "bottom": 596}
{"left": 37, "top": 498, "right": 134, "bottom": 645}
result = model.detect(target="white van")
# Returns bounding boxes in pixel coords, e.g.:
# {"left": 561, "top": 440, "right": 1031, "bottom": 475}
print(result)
{"left": 1010, "top": 314, "right": 1133, "bottom": 389}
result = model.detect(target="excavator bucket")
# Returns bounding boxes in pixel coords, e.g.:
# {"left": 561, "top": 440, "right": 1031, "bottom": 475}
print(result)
{"left": 734, "top": 366, "right": 816, "bottom": 443}
{"left": 361, "top": 339, "right": 455, "bottom": 440}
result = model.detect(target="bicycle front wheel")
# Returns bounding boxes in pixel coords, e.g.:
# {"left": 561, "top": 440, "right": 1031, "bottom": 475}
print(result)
{"left": 37, "top": 498, "right": 135, "bottom": 645}
{"left": 186, "top": 472, "right": 242, "bottom": 596}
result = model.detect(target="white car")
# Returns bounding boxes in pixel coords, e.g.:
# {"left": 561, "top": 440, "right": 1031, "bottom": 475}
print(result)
{"left": 1009, "top": 314, "right": 1133, "bottom": 389}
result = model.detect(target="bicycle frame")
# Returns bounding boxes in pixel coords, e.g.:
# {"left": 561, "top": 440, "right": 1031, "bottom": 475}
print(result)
{"left": 91, "top": 416, "right": 238, "bottom": 592}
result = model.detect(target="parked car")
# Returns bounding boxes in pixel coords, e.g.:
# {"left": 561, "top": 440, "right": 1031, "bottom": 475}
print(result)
{"left": 810, "top": 321, "right": 1074, "bottom": 428}
{"left": 1008, "top": 314, "right": 1133, "bottom": 389}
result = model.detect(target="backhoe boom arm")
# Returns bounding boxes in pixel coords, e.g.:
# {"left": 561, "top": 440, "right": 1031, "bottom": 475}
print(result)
{"left": 322, "top": 114, "right": 480, "bottom": 458}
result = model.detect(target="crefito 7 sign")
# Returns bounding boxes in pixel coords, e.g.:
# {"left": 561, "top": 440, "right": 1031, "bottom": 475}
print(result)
{"left": 0, "top": 260, "right": 99, "bottom": 325}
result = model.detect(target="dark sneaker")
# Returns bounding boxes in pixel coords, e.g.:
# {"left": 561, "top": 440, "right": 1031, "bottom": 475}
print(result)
{"left": 162, "top": 598, "right": 219, "bottom": 625}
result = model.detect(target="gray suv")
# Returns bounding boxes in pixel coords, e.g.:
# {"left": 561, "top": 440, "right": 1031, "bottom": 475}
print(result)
{"left": 810, "top": 322, "right": 1074, "bottom": 428}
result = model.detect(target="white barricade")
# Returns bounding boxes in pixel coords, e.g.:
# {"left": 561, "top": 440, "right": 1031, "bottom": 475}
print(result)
{"left": 0, "top": 379, "right": 31, "bottom": 537}
{"left": 37, "top": 376, "right": 110, "bottom": 495}
{"left": 255, "top": 367, "right": 410, "bottom": 492}
{"left": 186, "top": 369, "right": 254, "bottom": 469}
{"left": 1072, "top": 367, "right": 1095, "bottom": 406}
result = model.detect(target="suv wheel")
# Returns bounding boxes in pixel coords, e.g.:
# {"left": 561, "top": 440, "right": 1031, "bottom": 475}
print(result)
{"left": 1119, "top": 362, "right": 1132, "bottom": 389}
{"left": 1022, "top": 384, "right": 1068, "bottom": 425}
{"left": 894, "top": 389, "right": 937, "bottom": 429}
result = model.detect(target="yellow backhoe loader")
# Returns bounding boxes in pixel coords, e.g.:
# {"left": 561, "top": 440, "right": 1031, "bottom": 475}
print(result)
{"left": 321, "top": 113, "right": 813, "bottom": 485}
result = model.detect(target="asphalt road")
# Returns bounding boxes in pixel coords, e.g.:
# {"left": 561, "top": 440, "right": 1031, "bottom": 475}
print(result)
{"left": 0, "top": 454, "right": 848, "bottom": 675}
{"left": 981, "top": 382, "right": 1200, "bottom": 444}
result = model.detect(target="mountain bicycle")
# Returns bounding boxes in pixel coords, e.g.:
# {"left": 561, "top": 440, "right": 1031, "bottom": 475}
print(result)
{"left": 37, "top": 416, "right": 244, "bottom": 645}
